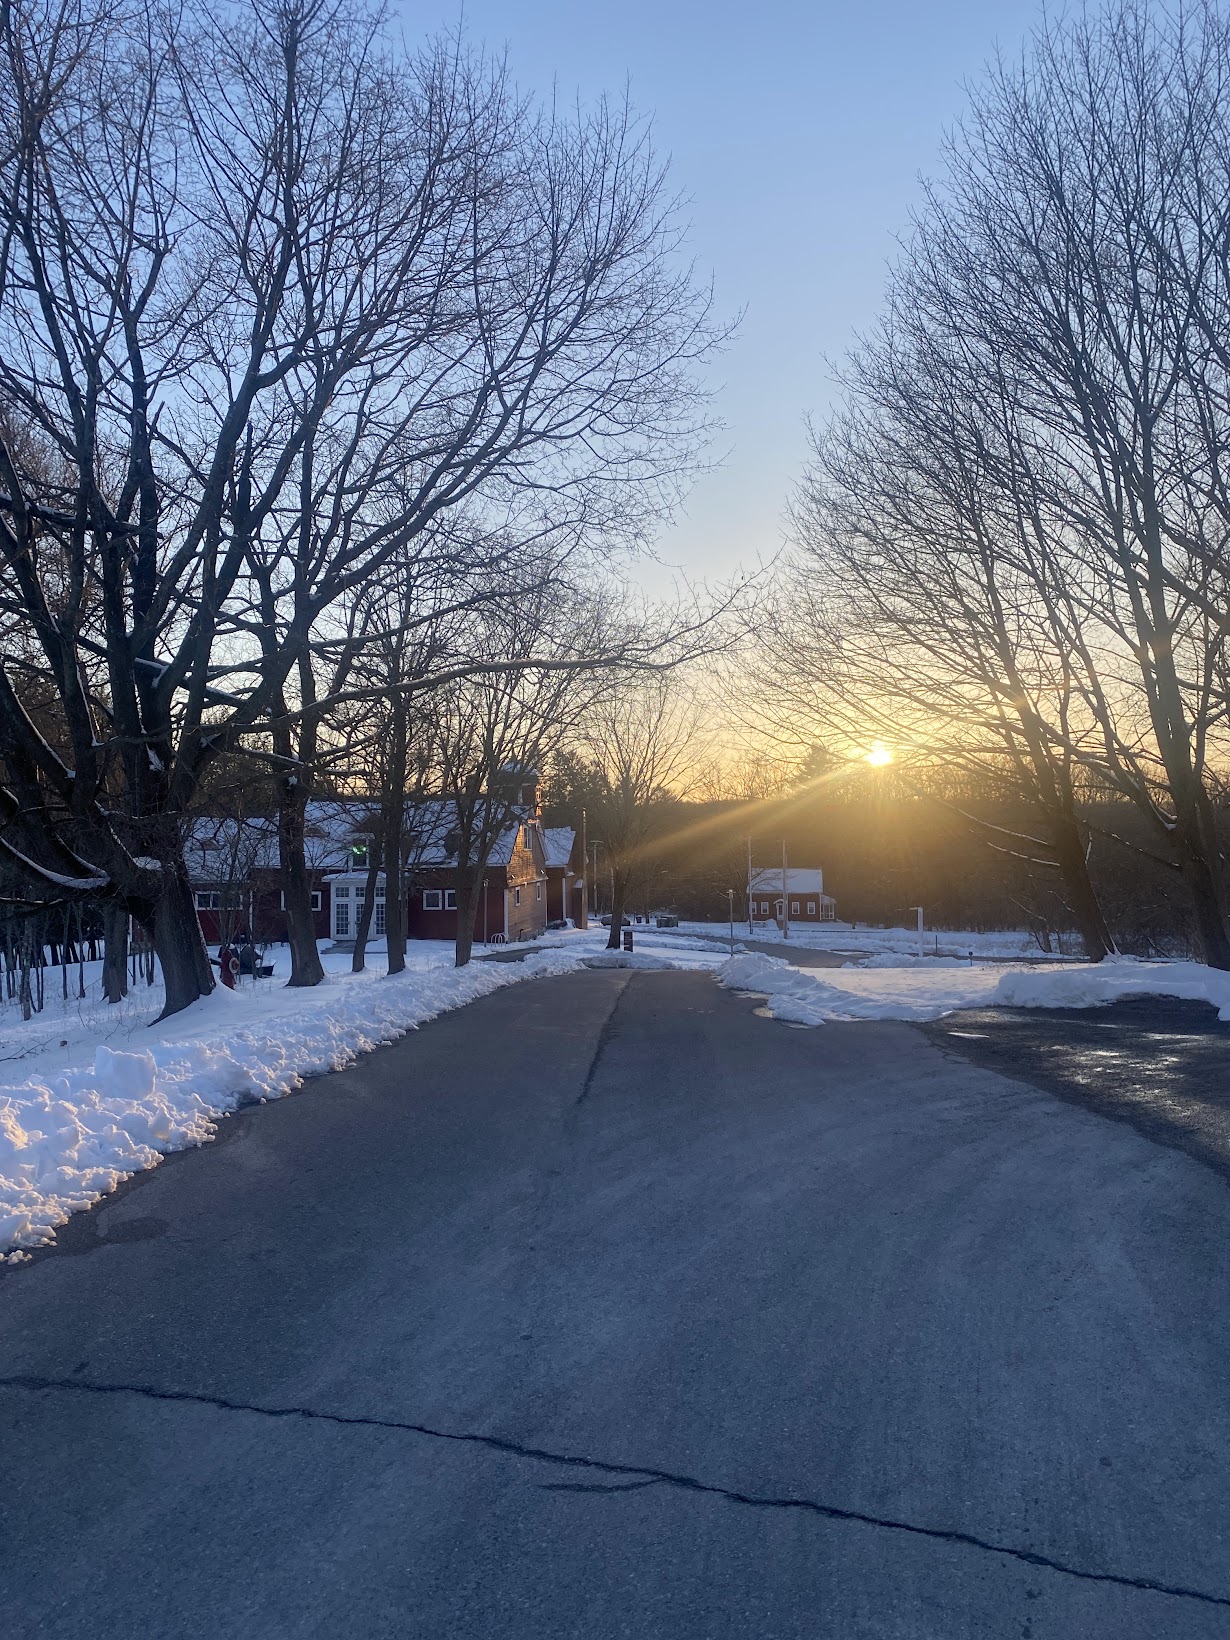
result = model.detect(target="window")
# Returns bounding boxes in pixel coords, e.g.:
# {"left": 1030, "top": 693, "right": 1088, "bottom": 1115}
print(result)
{"left": 374, "top": 899, "right": 386, "bottom": 937}
{"left": 350, "top": 843, "right": 369, "bottom": 868}
{"left": 536, "top": 881, "right": 543, "bottom": 900}
{"left": 444, "top": 889, "right": 456, "bottom": 910}
{"left": 514, "top": 886, "right": 521, "bottom": 906}
{"left": 280, "top": 891, "right": 322, "bottom": 912}
{"left": 334, "top": 885, "right": 351, "bottom": 898}
{"left": 334, "top": 900, "right": 350, "bottom": 938}
{"left": 806, "top": 901, "right": 816, "bottom": 916}
{"left": 423, "top": 889, "right": 442, "bottom": 910}
{"left": 791, "top": 901, "right": 800, "bottom": 916}
{"left": 760, "top": 900, "right": 770, "bottom": 914}
{"left": 195, "top": 889, "right": 242, "bottom": 911}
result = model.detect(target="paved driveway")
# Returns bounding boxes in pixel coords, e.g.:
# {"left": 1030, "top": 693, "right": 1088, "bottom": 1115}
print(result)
{"left": 3, "top": 970, "right": 1229, "bottom": 1639}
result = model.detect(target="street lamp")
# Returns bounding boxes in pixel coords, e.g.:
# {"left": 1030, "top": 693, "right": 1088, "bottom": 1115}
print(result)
{"left": 725, "top": 888, "right": 736, "bottom": 956}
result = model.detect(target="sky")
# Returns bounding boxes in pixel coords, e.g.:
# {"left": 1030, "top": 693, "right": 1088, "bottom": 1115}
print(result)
{"left": 410, "top": 0, "right": 1044, "bottom": 586}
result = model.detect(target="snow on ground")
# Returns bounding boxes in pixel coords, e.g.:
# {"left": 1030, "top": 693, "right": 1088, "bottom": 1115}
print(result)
{"left": 670, "top": 920, "right": 1070, "bottom": 960}
{"left": 7, "top": 915, "right": 1219, "bottom": 1259}
{"left": 718, "top": 950, "right": 1230, "bottom": 1028}
{"left": 0, "top": 929, "right": 726, "bottom": 1256}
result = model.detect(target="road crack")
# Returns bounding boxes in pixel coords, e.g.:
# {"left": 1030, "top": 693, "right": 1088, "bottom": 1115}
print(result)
{"left": 574, "top": 972, "right": 631, "bottom": 1106}
{"left": 4, "top": 1372, "right": 1228, "bottom": 1609}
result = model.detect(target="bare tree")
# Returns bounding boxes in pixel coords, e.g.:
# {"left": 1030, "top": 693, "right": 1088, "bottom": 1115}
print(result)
{"left": 762, "top": 1, "right": 1230, "bottom": 967}
{"left": 0, "top": 0, "right": 723, "bottom": 1014}
{"left": 579, "top": 674, "right": 702, "bottom": 948}
{"left": 424, "top": 587, "right": 618, "bottom": 967}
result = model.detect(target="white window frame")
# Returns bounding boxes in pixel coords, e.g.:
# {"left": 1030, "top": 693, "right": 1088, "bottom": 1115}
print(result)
{"left": 791, "top": 901, "right": 800, "bottom": 916}
{"left": 280, "top": 891, "right": 322, "bottom": 912}
{"left": 195, "top": 888, "right": 243, "bottom": 912}
{"left": 444, "top": 889, "right": 456, "bottom": 910}
{"left": 806, "top": 901, "right": 816, "bottom": 916}
{"left": 422, "top": 888, "right": 442, "bottom": 910}
{"left": 374, "top": 898, "right": 386, "bottom": 937}
{"left": 334, "top": 900, "right": 350, "bottom": 938}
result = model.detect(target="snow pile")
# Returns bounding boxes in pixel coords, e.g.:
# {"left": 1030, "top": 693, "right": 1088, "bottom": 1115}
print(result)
{"left": 674, "top": 920, "right": 1068, "bottom": 960}
{"left": 0, "top": 947, "right": 583, "bottom": 1255}
{"left": 850, "top": 952, "right": 975, "bottom": 970}
{"left": 719, "top": 952, "right": 1230, "bottom": 1027}
{"left": 580, "top": 950, "right": 684, "bottom": 970}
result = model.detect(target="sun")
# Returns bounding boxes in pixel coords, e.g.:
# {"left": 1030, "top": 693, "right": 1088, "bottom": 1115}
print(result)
{"left": 865, "top": 741, "right": 893, "bottom": 767}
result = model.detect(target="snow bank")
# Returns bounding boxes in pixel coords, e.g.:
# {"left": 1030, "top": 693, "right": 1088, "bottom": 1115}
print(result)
{"left": 719, "top": 952, "right": 1230, "bottom": 1028}
{"left": 675, "top": 920, "right": 1068, "bottom": 960}
{"left": 0, "top": 948, "right": 582, "bottom": 1255}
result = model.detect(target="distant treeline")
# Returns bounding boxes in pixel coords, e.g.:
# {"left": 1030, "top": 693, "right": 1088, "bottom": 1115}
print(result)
{"left": 579, "top": 781, "right": 1199, "bottom": 957}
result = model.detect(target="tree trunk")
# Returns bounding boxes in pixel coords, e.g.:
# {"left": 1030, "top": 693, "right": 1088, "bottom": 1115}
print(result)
{"left": 381, "top": 697, "right": 410, "bottom": 976}
{"left": 102, "top": 901, "right": 130, "bottom": 1004}
{"left": 454, "top": 859, "right": 480, "bottom": 968}
{"left": 1047, "top": 813, "right": 1114, "bottom": 962}
{"left": 150, "top": 869, "right": 215, "bottom": 1019}
{"left": 1176, "top": 823, "right": 1230, "bottom": 968}
{"left": 381, "top": 803, "right": 406, "bottom": 977}
{"left": 351, "top": 841, "right": 383, "bottom": 973}
{"left": 279, "top": 778, "right": 325, "bottom": 987}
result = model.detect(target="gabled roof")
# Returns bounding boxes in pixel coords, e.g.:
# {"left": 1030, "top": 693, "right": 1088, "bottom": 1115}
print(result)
{"left": 749, "top": 867, "right": 828, "bottom": 896}
{"left": 542, "top": 827, "right": 576, "bottom": 869}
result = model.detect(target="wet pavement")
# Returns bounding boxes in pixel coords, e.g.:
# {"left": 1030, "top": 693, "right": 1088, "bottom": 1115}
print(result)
{"left": 922, "top": 995, "right": 1230, "bottom": 1185}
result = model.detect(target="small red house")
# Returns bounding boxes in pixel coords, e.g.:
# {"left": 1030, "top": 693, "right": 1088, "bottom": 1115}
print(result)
{"left": 747, "top": 867, "right": 836, "bottom": 927}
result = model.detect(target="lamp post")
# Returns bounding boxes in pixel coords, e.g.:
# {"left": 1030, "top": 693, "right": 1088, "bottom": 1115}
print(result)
{"left": 726, "top": 888, "right": 735, "bottom": 956}
{"left": 909, "top": 905, "right": 924, "bottom": 959}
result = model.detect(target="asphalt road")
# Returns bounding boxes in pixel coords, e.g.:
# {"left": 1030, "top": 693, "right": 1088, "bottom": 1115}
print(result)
{"left": 3, "top": 971, "right": 1230, "bottom": 1640}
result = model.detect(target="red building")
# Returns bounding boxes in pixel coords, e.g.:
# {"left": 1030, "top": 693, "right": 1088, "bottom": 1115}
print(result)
{"left": 187, "top": 798, "right": 582, "bottom": 949}
{"left": 747, "top": 867, "right": 836, "bottom": 927}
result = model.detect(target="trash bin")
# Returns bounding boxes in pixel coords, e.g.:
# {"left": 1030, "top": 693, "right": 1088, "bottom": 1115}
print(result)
{"left": 622, "top": 928, "right": 633, "bottom": 953}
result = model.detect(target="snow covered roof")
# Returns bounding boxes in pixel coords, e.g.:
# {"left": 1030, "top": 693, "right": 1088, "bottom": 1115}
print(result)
{"left": 186, "top": 797, "right": 542, "bottom": 877}
{"left": 749, "top": 867, "right": 828, "bottom": 896}
{"left": 542, "top": 827, "right": 575, "bottom": 869}
{"left": 186, "top": 801, "right": 376, "bottom": 876}
{"left": 402, "top": 799, "right": 531, "bottom": 867}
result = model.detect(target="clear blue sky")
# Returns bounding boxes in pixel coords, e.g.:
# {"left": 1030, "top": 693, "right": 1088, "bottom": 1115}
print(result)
{"left": 414, "top": 0, "right": 1043, "bottom": 582}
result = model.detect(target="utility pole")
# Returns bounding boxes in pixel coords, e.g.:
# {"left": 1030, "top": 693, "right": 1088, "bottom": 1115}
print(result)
{"left": 579, "top": 807, "right": 588, "bottom": 929}
{"left": 726, "top": 888, "right": 736, "bottom": 955}
{"left": 781, "top": 839, "right": 789, "bottom": 942}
